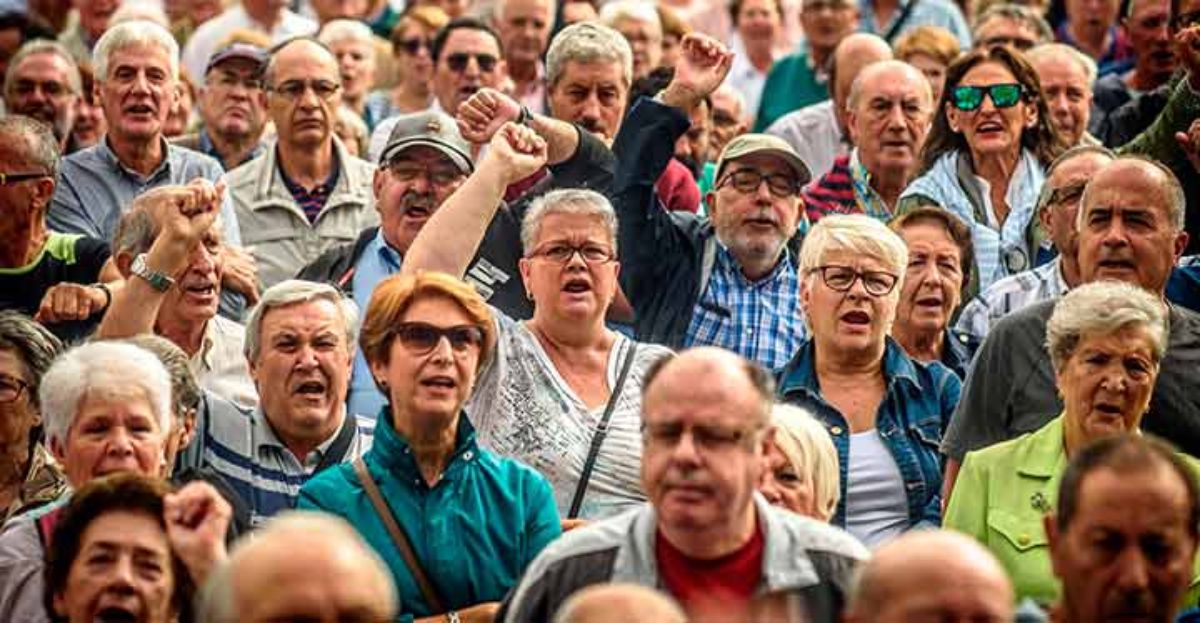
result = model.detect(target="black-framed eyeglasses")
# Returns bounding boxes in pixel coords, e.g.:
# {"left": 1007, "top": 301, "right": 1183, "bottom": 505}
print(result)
{"left": 812, "top": 265, "right": 900, "bottom": 296}
{"left": 717, "top": 169, "right": 800, "bottom": 198}
{"left": 266, "top": 79, "right": 341, "bottom": 100}
{"left": 529, "top": 243, "right": 615, "bottom": 264}
{"left": 1171, "top": 9, "right": 1200, "bottom": 30}
{"left": 444, "top": 52, "right": 499, "bottom": 73}
{"left": 950, "top": 83, "right": 1025, "bottom": 111}
{"left": 398, "top": 37, "right": 432, "bottom": 56}
{"left": 1046, "top": 180, "right": 1087, "bottom": 207}
{"left": 394, "top": 322, "right": 484, "bottom": 354}
{"left": 642, "top": 421, "right": 764, "bottom": 452}
{"left": 0, "top": 375, "right": 29, "bottom": 404}
{"left": 0, "top": 172, "right": 49, "bottom": 186}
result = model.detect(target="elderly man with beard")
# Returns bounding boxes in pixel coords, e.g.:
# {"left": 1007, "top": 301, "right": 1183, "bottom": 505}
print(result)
{"left": 173, "top": 42, "right": 269, "bottom": 171}
{"left": 96, "top": 181, "right": 258, "bottom": 410}
{"left": 802, "top": 60, "right": 933, "bottom": 224}
{"left": 612, "top": 34, "right": 812, "bottom": 373}
{"left": 3, "top": 41, "right": 80, "bottom": 154}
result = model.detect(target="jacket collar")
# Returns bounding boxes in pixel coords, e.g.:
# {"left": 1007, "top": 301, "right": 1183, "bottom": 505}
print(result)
{"left": 778, "top": 337, "right": 921, "bottom": 398}
{"left": 1014, "top": 416, "right": 1067, "bottom": 479}
{"left": 368, "top": 406, "right": 479, "bottom": 483}
{"left": 249, "top": 135, "right": 373, "bottom": 219}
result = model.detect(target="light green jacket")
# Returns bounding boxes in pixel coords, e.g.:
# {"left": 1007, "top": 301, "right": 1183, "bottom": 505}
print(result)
{"left": 945, "top": 416, "right": 1200, "bottom": 607}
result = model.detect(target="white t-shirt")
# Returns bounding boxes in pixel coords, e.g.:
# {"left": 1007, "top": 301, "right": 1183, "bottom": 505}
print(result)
{"left": 846, "top": 429, "right": 909, "bottom": 548}
{"left": 467, "top": 311, "right": 672, "bottom": 520}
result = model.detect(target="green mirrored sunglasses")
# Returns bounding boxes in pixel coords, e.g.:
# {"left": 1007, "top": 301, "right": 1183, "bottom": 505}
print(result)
{"left": 950, "top": 83, "right": 1024, "bottom": 111}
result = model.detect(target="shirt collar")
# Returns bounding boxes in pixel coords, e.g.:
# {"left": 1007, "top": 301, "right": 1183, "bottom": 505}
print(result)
{"left": 99, "top": 136, "right": 174, "bottom": 182}
{"left": 371, "top": 227, "right": 403, "bottom": 271}
{"left": 278, "top": 145, "right": 341, "bottom": 195}
{"left": 715, "top": 241, "right": 794, "bottom": 286}
{"left": 253, "top": 407, "right": 349, "bottom": 466}
{"left": 370, "top": 406, "right": 479, "bottom": 481}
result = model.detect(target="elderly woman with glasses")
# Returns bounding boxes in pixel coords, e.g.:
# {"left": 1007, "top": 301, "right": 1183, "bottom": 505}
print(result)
{"left": 400, "top": 124, "right": 673, "bottom": 523}
{"left": 777, "top": 215, "right": 961, "bottom": 547}
{"left": 944, "top": 281, "right": 1200, "bottom": 606}
{"left": 298, "top": 271, "right": 560, "bottom": 623}
{"left": 899, "top": 45, "right": 1065, "bottom": 297}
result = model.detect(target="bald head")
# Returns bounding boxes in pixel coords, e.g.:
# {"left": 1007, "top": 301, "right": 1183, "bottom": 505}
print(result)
{"left": 832, "top": 33, "right": 893, "bottom": 107}
{"left": 848, "top": 59, "right": 932, "bottom": 112}
{"left": 201, "top": 512, "right": 398, "bottom": 623}
{"left": 644, "top": 347, "right": 774, "bottom": 428}
{"left": 554, "top": 584, "right": 687, "bottom": 623}
{"left": 848, "top": 530, "right": 1015, "bottom": 623}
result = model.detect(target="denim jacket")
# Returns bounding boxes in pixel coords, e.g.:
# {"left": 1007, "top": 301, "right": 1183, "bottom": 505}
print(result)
{"left": 777, "top": 338, "right": 961, "bottom": 529}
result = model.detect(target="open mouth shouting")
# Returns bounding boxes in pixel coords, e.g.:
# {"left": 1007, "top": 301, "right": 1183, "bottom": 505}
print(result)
{"left": 291, "top": 375, "right": 329, "bottom": 404}
{"left": 839, "top": 309, "right": 873, "bottom": 332}
{"left": 94, "top": 605, "right": 140, "bottom": 623}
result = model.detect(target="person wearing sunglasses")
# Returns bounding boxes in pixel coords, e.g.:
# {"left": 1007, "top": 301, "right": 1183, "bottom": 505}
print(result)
{"left": 899, "top": 45, "right": 1065, "bottom": 298}
{"left": 429, "top": 17, "right": 508, "bottom": 117}
{"left": 956, "top": 146, "right": 1113, "bottom": 340}
{"left": 778, "top": 215, "right": 962, "bottom": 547}
{"left": 227, "top": 37, "right": 380, "bottom": 291}
{"left": 403, "top": 121, "right": 673, "bottom": 523}
{"left": 299, "top": 271, "right": 560, "bottom": 623}
{"left": 366, "top": 6, "right": 449, "bottom": 127}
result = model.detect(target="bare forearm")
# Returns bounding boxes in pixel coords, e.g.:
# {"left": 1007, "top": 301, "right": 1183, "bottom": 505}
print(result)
{"left": 97, "top": 277, "right": 167, "bottom": 338}
{"left": 401, "top": 166, "right": 509, "bottom": 279}
{"left": 529, "top": 114, "right": 579, "bottom": 165}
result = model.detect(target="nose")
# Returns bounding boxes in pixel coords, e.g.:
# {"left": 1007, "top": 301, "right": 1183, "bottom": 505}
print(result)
{"left": 759, "top": 473, "right": 782, "bottom": 503}
{"left": 130, "top": 70, "right": 151, "bottom": 94}
{"left": 669, "top": 429, "right": 703, "bottom": 466}
{"left": 294, "top": 342, "right": 320, "bottom": 369}
{"left": 1100, "top": 220, "right": 1130, "bottom": 247}
{"left": 429, "top": 333, "right": 455, "bottom": 362}
{"left": 106, "top": 426, "right": 135, "bottom": 456}
{"left": 1115, "top": 548, "right": 1151, "bottom": 591}
{"left": 579, "top": 92, "right": 601, "bottom": 121}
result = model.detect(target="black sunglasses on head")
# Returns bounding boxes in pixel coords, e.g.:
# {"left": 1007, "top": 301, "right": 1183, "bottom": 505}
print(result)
{"left": 444, "top": 52, "right": 499, "bottom": 73}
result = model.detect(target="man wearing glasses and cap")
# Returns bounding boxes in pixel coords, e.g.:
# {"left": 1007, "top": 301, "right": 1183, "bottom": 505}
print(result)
{"left": 227, "top": 37, "right": 378, "bottom": 290}
{"left": 174, "top": 42, "right": 270, "bottom": 171}
{"left": 613, "top": 33, "right": 811, "bottom": 373}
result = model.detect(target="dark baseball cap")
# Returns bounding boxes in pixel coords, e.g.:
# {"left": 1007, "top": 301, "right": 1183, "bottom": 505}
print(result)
{"left": 378, "top": 111, "right": 473, "bottom": 174}
{"left": 205, "top": 43, "right": 268, "bottom": 76}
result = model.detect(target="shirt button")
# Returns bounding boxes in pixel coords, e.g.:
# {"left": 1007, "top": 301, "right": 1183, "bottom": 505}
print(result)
{"left": 463, "top": 450, "right": 474, "bottom": 461}
{"left": 1017, "top": 534, "right": 1031, "bottom": 547}
{"left": 830, "top": 426, "right": 843, "bottom": 435}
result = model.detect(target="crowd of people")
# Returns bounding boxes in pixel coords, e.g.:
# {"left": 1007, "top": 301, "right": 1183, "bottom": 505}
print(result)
{"left": 1, "top": 0, "right": 1200, "bottom": 620}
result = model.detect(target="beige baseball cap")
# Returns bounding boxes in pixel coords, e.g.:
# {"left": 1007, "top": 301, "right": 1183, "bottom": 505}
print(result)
{"left": 714, "top": 134, "right": 812, "bottom": 185}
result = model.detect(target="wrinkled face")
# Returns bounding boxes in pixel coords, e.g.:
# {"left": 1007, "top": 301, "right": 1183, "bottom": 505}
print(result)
{"left": 99, "top": 44, "right": 177, "bottom": 144}
{"left": 708, "top": 91, "right": 745, "bottom": 161}
{"left": 973, "top": 17, "right": 1041, "bottom": 51}
{"left": 801, "top": 249, "right": 902, "bottom": 355}
{"left": 1067, "top": 0, "right": 1120, "bottom": 33}
{"left": 374, "top": 146, "right": 467, "bottom": 254}
{"left": 267, "top": 42, "right": 341, "bottom": 149}
{"left": 76, "top": 0, "right": 120, "bottom": 40}
{"left": 53, "top": 511, "right": 176, "bottom": 623}
{"left": 757, "top": 431, "right": 819, "bottom": 519}
{"left": 395, "top": 23, "right": 437, "bottom": 88}
{"left": 5, "top": 52, "right": 79, "bottom": 142}
{"left": 612, "top": 18, "right": 662, "bottom": 81}
{"left": 432, "top": 28, "right": 505, "bottom": 115}
{"left": 250, "top": 300, "right": 353, "bottom": 448}
{"left": 330, "top": 38, "right": 376, "bottom": 100}
{"left": 518, "top": 212, "right": 620, "bottom": 322}
{"left": 547, "top": 59, "right": 628, "bottom": 142}
{"left": 641, "top": 367, "right": 767, "bottom": 534}
{"left": 56, "top": 391, "right": 167, "bottom": 487}
{"left": 709, "top": 154, "right": 803, "bottom": 269}
{"left": 1038, "top": 152, "right": 1112, "bottom": 257}
{"left": 894, "top": 221, "right": 963, "bottom": 337}
{"left": 200, "top": 59, "right": 268, "bottom": 140}
{"left": 0, "top": 138, "right": 55, "bottom": 238}
{"left": 1126, "top": 0, "right": 1175, "bottom": 77}
{"left": 674, "top": 99, "right": 710, "bottom": 178}
{"left": 1049, "top": 467, "right": 1197, "bottom": 623}
{"left": 561, "top": 1, "right": 598, "bottom": 24}
{"left": 850, "top": 68, "right": 933, "bottom": 179}
{"left": 904, "top": 53, "right": 948, "bottom": 107}
{"left": 153, "top": 225, "right": 224, "bottom": 329}
{"left": 0, "top": 349, "right": 39, "bottom": 448}
{"left": 799, "top": 0, "right": 859, "bottom": 52}
{"left": 1033, "top": 54, "right": 1092, "bottom": 147}
{"left": 738, "top": 0, "right": 782, "bottom": 44}
{"left": 1076, "top": 163, "right": 1187, "bottom": 294}
{"left": 1059, "top": 326, "right": 1158, "bottom": 445}
{"left": 370, "top": 295, "right": 482, "bottom": 424}
{"left": 946, "top": 61, "right": 1037, "bottom": 161}
{"left": 496, "top": 0, "right": 555, "bottom": 69}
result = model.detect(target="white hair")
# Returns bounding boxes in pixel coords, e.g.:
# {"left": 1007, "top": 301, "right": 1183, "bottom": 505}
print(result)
{"left": 109, "top": 3, "right": 170, "bottom": 28}
{"left": 798, "top": 214, "right": 910, "bottom": 277}
{"left": 547, "top": 22, "right": 634, "bottom": 89}
{"left": 197, "top": 511, "right": 398, "bottom": 622}
{"left": 93, "top": 19, "right": 180, "bottom": 81}
{"left": 599, "top": 1, "right": 662, "bottom": 34}
{"left": 520, "top": 188, "right": 619, "bottom": 255}
{"left": 243, "top": 280, "right": 359, "bottom": 363}
{"left": 3, "top": 40, "right": 82, "bottom": 97}
{"left": 319, "top": 18, "right": 377, "bottom": 48}
{"left": 846, "top": 59, "right": 932, "bottom": 112}
{"left": 40, "top": 341, "right": 173, "bottom": 451}
{"left": 1027, "top": 42, "right": 1098, "bottom": 86}
{"left": 1045, "top": 280, "right": 1168, "bottom": 372}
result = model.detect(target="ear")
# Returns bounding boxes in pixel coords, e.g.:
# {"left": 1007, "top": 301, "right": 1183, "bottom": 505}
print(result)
{"left": 518, "top": 256, "right": 532, "bottom": 296}
{"left": 32, "top": 177, "right": 55, "bottom": 210}
{"left": 703, "top": 190, "right": 718, "bottom": 220}
{"left": 52, "top": 590, "right": 67, "bottom": 618}
{"left": 799, "top": 275, "right": 813, "bottom": 315}
{"left": 177, "top": 409, "right": 197, "bottom": 450}
{"left": 368, "top": 355, "right": 391, "bottom": 394}
{"left": 945, "top": 102, "right": 962, "bottom": 133}
{"left": 1038, "top": 205, "right": 1054, "bottom": 240}
{"left": 846, "top": 109, "right": 861, "bottom": 145}
{"left": 50, "top": 435, "right": 66, "bottom": 464}
{"left": 372, "top": 167, "right": 386, "bottom": 204}
{"left": 1024, "top": 100, "right": 1038, "bottom": 128}
{"left": 1175, "top": 231, "right": 1190, "bottom": 261}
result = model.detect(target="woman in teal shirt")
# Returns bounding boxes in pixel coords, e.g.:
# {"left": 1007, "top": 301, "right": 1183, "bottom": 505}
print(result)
{"left": 945, "top": 281, "right": 1200, "bottom": 606}
{"left": 299, "top": 272, "right": 561, "bottom": 623}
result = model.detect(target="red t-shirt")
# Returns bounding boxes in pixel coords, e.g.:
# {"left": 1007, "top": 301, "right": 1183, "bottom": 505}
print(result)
{"left": 655, "top": 525, "right": 765, "bottom": 617}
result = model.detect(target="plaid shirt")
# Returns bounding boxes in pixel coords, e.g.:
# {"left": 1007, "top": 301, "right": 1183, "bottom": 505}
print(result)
{"left": 685, "top": 244, "right": 808, "bottom": 372}
{"left": 955, "top": 256, "right": 1067, "bottom": 339}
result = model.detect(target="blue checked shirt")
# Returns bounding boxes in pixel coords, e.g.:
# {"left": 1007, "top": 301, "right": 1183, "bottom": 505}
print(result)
{"left": 684, "top": 244, "right": 807, "bottom": 373}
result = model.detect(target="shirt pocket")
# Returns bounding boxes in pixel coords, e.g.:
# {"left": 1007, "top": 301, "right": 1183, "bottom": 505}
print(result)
{"left": 987, "top": 506, "right": 1048, "bottom": 553}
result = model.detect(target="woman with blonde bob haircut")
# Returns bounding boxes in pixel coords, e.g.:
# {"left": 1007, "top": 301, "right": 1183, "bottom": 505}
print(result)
{"left": 778, "top": 215, "right": 961, "bottom": 547}
{"left": 299, "top": 271, "right": 560, "bottom": 623}
{"left": 760, "top": 403, "right": 840, "bottom": 522}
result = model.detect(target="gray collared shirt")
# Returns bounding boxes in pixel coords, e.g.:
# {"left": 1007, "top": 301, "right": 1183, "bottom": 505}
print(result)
{"left": 48, "top": 136, "right": 242, "bottom": 246}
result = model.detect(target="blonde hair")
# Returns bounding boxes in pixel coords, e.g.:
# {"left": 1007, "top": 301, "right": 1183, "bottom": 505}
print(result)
{"left": 893, "top": 25, "right": 961, "bottom": 67}
{"left": 770, "top": 403, "right": 840, "bottom": 522}
{"left": 799, "top": 214, "right": 909, "bottom": 278}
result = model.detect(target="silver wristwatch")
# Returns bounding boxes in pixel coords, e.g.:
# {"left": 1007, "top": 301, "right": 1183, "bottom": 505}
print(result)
{"left": 130, "top": 253, "right": 175, "bottom": 292}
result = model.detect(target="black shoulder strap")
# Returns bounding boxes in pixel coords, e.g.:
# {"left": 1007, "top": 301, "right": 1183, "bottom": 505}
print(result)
{"left": 883, "top": 0, "right": 921, "bottom": 43}
{"left": 568, "top": 343, "right": 639, "bottom": 519}
{"left": 314, "top": 414, "right": 357, "bottom": 475}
